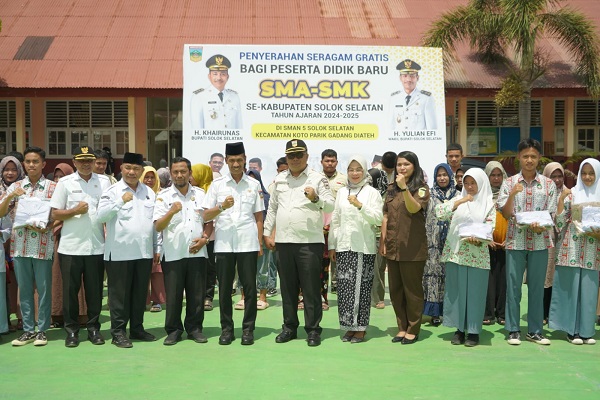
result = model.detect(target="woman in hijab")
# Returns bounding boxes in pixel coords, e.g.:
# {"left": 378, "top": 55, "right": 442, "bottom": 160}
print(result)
{"left": 423, "top": 163, "right": 460, "bottom": 327}
{"left": 157, "top": 167, "right": 172, "bottom": 189}
{"left": 140, "top": 166, "right": 166, "bottom": 312}
{"left": 190, "top": 164, "right": 213, "bottom": 192}
{"left": 329, "top": 155, "right": 383, "bottom": 343}
{"left": 50, "top": 163, "right": 88, "bottom": 328}
{"left": 247, "top": 168, "right": 273, "bottom": 310}
{"left": 483, "top": 161, "right": 509, "bottom": 325}
{"left": 550, "top": 158, "right": 600, "bottom": 345}
{"left": 381, "top": 151, "right": 430, "bottom": 344}
{"left": 542, "top": 162, "right": 567, "bottom": 324}
{"left": 0, "top": 155, "right": 25, "bottom": 331}
{"left": 436, "top": 168, "right": 495, "bottom": 347}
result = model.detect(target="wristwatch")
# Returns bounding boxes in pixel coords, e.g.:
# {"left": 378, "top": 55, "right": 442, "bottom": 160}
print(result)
{"left": 218, "top": 203, "right": 224, "bottom": 211}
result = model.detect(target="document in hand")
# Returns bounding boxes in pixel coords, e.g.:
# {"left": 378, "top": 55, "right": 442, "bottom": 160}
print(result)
{"left": 515, "top": 210, "right": 554, "bottom": 227}
{"left": 458, "top": 222, "right": 493, "bottom": 242}
{"left": 13, "top": 197, "right": 52, "bottom": 229}
{"left": 581, "top": 206, "right": 600, "bottom": 232}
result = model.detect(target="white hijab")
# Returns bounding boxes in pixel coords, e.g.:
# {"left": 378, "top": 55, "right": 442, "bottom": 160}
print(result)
{"left": 571, "top": 158, "right": 600, "bottom": 205}
{"left": 447, "top": 168, "right": 494, "bottom": 254}
{"left": 346, "top": 154, "right": 372, "bottom": 189}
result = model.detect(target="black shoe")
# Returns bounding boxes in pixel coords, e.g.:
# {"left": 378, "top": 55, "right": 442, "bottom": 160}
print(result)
{"left": 330, "top": 284, "right": 337, "bottom": 294}
{"left": 401, "top": 335, "right": 418, "bottom": 345}
{"left": 87, "top": 330, "right": 105, "bottom": 345}
{"left": 431, "top": 317, "right": 442, "bottom": 327}
{"left": 219, "top": 331, "right": 235, "bottom": 345}
{"left": 65, "top": 332, "right": 79, "bottom": 348}
{"left": 465, "top": 333, "right": 479, "bottom": 347}
{"left": 188, "top": 331, "right": 208, "bottom": 343}
{"left": 451, "top": 330, "right": 465, "bottom": 345}
{"left": 111, "top": 334, "right": 133, "bottom": 348}
{"left": 391, "top": 335, "right": 405, "bottom": 343}
{"left": 130, "top": 330, "right": 157, "bottom": 342}
{"left": 275, "top": 330, "right": 297, "bottom": 343}
{"left": 163, "top": 331, "right": 183, "bottom": 346}
{"left": 241, "top": 330, "right": 254, "bottom": 345}
{"left": 307, "top": 332, "right": 321, "bottom": 347}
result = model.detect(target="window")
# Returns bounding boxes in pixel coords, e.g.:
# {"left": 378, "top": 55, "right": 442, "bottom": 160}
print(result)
{"left": 0, "top": 100, "right": 30, "bottom": 156}
{"left": 465, "top": 99, "right": 542, "bottom": 155}
{"left": 575, "top": 99, "right": 600, "bottom": 153}
{"left": 147, "top": 98, "right": 182, "bottom": 166}
{"left": 554, "top": 100, "right": 565, "bottom": 154}
{"left": 45, "top": 100, "right": 128, "bottom": 157}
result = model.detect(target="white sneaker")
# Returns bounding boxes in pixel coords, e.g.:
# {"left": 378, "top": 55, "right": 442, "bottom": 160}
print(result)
{"left": 526, "top": 332, "right": 551, "bottom": 345}
{"left": 582, "top": 337, "right": 596, "bottom": 345}
{"left": 567, "top": 334, "right": 583, "bottom": 345}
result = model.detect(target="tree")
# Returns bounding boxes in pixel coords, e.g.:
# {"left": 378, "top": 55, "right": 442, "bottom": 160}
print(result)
{"left": 423, "top": 0, "right": 600, "bottom": 140}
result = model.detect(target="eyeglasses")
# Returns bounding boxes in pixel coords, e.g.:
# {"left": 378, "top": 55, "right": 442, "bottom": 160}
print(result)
{"left": 286, "top": 152, "right": 305, "bottom": 160}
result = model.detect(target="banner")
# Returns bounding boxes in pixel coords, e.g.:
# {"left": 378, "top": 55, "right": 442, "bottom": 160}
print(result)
{"left": 183, "top": 44, "right": 446, "bottom": 186}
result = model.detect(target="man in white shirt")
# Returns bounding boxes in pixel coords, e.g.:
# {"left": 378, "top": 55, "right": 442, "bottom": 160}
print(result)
{"left": 97, "top": 152, "right": 160, "bottom": 348}
{"left": 50, "top": 146, "right": 111, "bottom": 348}
{"left": 154, "top": 157, "right": 212, "bottom": 346}
{"left": 203, "top": 142, "right": 264, "bottom": 346}
{"left": 264, "top": 139, "right": 335, "bottom": 347}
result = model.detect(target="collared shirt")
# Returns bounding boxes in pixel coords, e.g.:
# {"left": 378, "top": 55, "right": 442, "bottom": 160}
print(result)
{"left": 97, "top": 180, "right": 159, "bottom": 261}
{"left": 329, "top": 184, "right": 383, "bottom": 254}
{"left": 49, "top": 172, "right": 111, "bottom": 255}
{"left": 202, "top": 174, "right": 264, "bottom": 253}
{"left": 497, "top": 172, "right": 557, "bottom": 251}
{"left": 153, "top": 184, "right": 207, "bottom": 262}
{"left": 264, "top": 167, "right": 334, "bottom": 244}
{"left": 189, "top": 86, "right": 242, "bottom": 129}
{"left": 6, "top": 176, "right": 56, "bottom": 260}
{"left": 322, "top": 170, "right": 347, "bottom": 199}
{"left": 390, "top": 87, "right": 437, "bottom": 131}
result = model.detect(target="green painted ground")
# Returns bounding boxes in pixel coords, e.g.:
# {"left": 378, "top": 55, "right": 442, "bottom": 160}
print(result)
{"left": 2, "top": 285, "right": 599, "bottom": 400}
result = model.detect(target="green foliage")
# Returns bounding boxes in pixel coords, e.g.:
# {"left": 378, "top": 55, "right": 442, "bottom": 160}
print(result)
{"left": 422, "top": 0, "right": 600, "bottom": 102}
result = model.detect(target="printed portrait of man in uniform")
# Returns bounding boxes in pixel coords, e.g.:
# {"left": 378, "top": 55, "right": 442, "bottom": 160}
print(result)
{"left": 390, "top": 59, "right": 437, "bottom": 132}
{"left": 189, "top": 54, "right": 243, "bottom": 130}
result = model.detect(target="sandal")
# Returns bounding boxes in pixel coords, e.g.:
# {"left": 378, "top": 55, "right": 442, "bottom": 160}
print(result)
{"left": 297, "top": 300, "right": 304, "bottom": 310}
{"left": 431, "top": 317, "right": 441, "bottom": 327}
{"left": 375, "top": 301, "right": 385, "bottom": 309}
{"left": 498, "top": 318, "right": 506, "bottom": 325}
{"left": 322, "top": 302, "right": 330, "bottom": 311}
{"left": 482, "top": 319, "right": 494, "bottom": 326}
{"left": 150, "top": 303, "right": 162, "bottom": 312}
{"left": 342, "top": 331, "right": 355, "bottom": 342}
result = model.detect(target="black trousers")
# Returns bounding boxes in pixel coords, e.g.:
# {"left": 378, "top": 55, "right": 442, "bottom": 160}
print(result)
{"left": 59, "top": 253, "right": 104, "bottom": 334}
{"left": 276, "top": 243, "right": 323, "bottom": 335}
{"left": 105, "top": 258, "right": 152, "bottom": 337}
{"left": 205, "top": 240, "right": 217, "bottom": 301}
{"left": 162, "top": 257, "right": 207, "bottom": 335}
{"left": 215, "top": 251, "right": 258, "bottom": 333}
{"left": 484, "top": 248, "right": 506, "bottom": 320}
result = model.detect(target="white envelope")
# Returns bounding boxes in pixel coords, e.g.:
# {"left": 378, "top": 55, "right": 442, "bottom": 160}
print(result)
{"left": 515, "top": 210, "right": 554, "bottom": 227}
{"left": 458, "top": 222, "right": 493, "bottom": 242}
{"left": 13, "top": 197, "right": 52, "bottom": 229}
